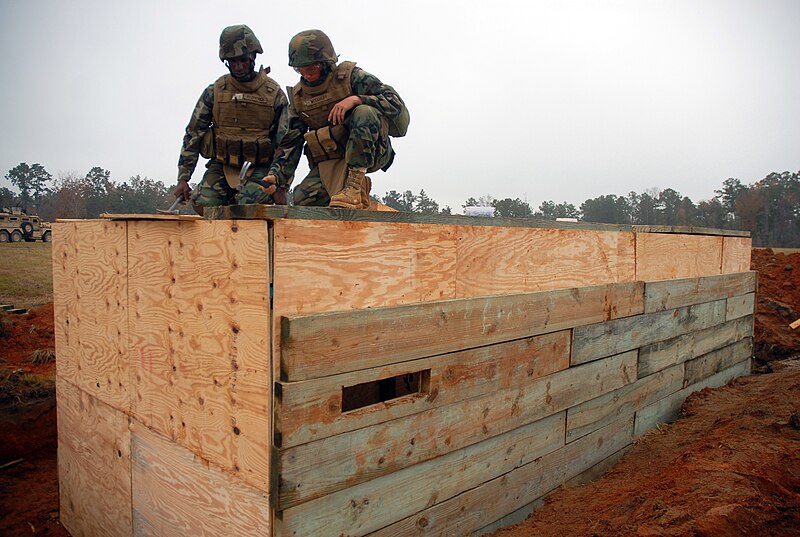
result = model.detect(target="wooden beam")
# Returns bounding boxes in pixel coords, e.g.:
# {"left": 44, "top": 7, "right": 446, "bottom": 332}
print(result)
{"left": 281, "top": 281, "right": 644, "bottom": 381}
{"left": 643, "top": 272, "right": 756, "bottom": 313}
{"left": 726, "top": 292, "right": 755, "bottom": 321}
{"left": 632, "top": 225, "right": 749, "bottom": 237}
{"left": 683, "top": 338, "right": 753, "bottom": 387}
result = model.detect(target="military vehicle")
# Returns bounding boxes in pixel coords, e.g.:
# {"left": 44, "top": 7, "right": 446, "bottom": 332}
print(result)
{"left": 0, "top": 207, "right": 51, "bottom": 243}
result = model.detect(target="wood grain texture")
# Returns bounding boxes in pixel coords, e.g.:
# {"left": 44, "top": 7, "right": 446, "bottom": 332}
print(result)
{"left": 635, "top": 233, "right": 723, "bottom": 281}
{"left": 566, "top": 364, "right": 683, "bottom": 442}
{"left": 276, "top": 412, "right": 566, "bottom": 535}
{"left": 58, "top": 378, "right": 132, "bottom": 537}
{"left": 632, "top": 225, "right": 749, "bottom": 237}
{"left": 131, "top": 420, "right": 270, "bottom": 537}
{"left": 683, "top": 338, "right": 753, "bottom": 387}
{"left": 366, "top": 415, "right": 634, "bottom": 537}
{"left": 282, "top": 281, "right": 644, "bottom": 381}
{"left": 726, "top": 292, "right": 755, "bottom": 321}
{"left": 277, "top": 330, "right": 570, "bottom": 448}
{"left": 454, "top": 226, "right": 636, "bottom": 297}
{"left": 277, "top": 351, "right": 636, "bottom": 509}
{"left": 638, "top": 315, "right": 753, "bottom": 378}
{"left": 128, "top": 219, "right": 271, "bottom": 492}
{"left": 572, "top": 299, "right": 727, "bottom": 365}
{"left": 722, "top": 236, "right": 752, "bottom": 273}
{"left": 634, "top": 359, "right": 751, "bottom": 436}
{"left": 53, "top": 221, "right": 130, "bottom": 412}
{"left": 643, "top": 272, "right": 757, "bottom": 313}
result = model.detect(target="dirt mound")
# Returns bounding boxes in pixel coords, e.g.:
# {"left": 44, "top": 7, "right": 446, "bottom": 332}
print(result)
{"left": 751, "top": 248, "right": 800, "bottom": 365}
{"left": 493, "top": 360, "right": 800, "bottom": 537}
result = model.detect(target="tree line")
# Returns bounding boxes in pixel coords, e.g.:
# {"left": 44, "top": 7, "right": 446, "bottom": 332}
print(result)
{"left": 3, "top": 163, "right": 799, "bottom": 247}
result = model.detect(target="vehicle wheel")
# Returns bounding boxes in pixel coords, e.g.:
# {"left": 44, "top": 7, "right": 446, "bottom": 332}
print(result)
{"left": 0, "top": 230, "right": 9, "bottom": 242}
{"left": 20, "top": 221, "right": 34, "bottom": 239}
{"left": 42, "top": 230, "right": 52, "bottom": 243}
{"left": 10, "top": 230, "right": 23, "bottom": 242}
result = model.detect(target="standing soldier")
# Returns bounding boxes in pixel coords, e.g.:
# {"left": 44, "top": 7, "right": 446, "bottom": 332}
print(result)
{"left": 174, "top": 25, "right": 291, "bottom": 214}
{"left": 264, "top": 29, "right": 409, "bottom": 209}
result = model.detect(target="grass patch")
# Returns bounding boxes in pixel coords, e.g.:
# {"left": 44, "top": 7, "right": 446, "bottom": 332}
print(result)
{"left": 30, "top": 348, "right": 56, "bottom": 365}
{"left": 0, "top": 367, "right": 56, "bottom": 407}
{"left": 0, "top": 243, "right": 53, "bottom": 308}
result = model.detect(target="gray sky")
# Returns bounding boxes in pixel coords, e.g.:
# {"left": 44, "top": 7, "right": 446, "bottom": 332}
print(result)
{"left": 1, "top": 0, "right": 798, "bottom": 212}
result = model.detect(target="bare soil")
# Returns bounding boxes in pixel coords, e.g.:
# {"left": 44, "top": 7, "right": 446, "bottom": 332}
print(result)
{"left": 1, "top": 251, "right": 798, "bottom": 537}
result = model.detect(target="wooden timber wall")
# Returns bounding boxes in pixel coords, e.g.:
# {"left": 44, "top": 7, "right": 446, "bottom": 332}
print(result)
{"left": 53, "top": 211, "right": 753, "bottom": 537}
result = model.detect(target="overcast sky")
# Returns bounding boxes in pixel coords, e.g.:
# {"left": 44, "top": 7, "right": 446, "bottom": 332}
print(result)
{"left": 1, "top": 0, "right": 798, "bottom": 211}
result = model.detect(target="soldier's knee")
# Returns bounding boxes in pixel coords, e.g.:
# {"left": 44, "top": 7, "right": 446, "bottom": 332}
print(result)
{"left": 349, "top": 105, "right": 380, "bottom": 126}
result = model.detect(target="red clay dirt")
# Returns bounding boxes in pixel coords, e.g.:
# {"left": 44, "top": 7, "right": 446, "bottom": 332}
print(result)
{"left": 1, "top": 251, "right": 799, "bottom": 537}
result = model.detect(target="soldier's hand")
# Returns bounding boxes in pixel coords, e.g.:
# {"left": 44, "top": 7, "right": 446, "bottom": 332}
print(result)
{"left": 273, "top": 186, "right": 288, "bottom": 206}
{"left": 328, "top": 96, "right": 363, "bottom": 125}
{"left": 174, "top": 179, "right": 192, "bottom": 201}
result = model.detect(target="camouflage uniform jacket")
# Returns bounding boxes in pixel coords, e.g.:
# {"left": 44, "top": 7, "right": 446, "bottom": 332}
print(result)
{"left": 177, "top": 78, "right": 291, "bottom": 182}
{"left": 267, "top": 65, "right": 404, "bottom": 187}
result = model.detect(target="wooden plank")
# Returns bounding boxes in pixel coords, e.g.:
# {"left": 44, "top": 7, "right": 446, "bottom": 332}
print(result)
{"left": 277, "top": 330, "right": 571, "bottom": 448}
{"left": 566, "top": 364, "right": 683, "bottom": 442}
{"left": 57, "top": 378, "right": 132, "bottom": 537}
{"left": 638, "top": 315, "right": 753, "bottom": 377}
{"left": 101, "top": 213, "right": 202, "bottom": 221}
{"left": 632, "top": 225, "right": 749, "bottom": 237}
{"left": 727, "top": 292, "right": 755, "bottom": 321}
{"left": 721, "top": 236, "right": 752, "bottom": 273}
{"left": 683, "top": 338, "right": 753, "bottom": 387}
{"left": 131, "top": 420, "right": 270, "bottom": 537}
{"left": 634, "top": 359, "right": 751, "bottom": 436}
{"left": 571, "top": 299, "right": 727, "bottom": 365}
{"left": 52, "top": 220, "right": 130, "bottom": 412}
{"left": 128, "top": 219, "right": 272, "bottom": 493}
{"left": 277, "top": 351, "right": 636, "bottom": 509}
{"left": 277, "top": 412, "right": 566, "bottom": 535}
{"left": 366, "top": 415, "right": 634, "bottom": 537}
{"left": 643, "top": 271, "right": 756, "bottom": 313}
{"left": 635, "top": 233, "right": 723, "bottom": 281}
{"left": 282, "top": 281, "right": 644, "bottom": 381}
{"left": 454, "top": 226, "right": 636, "bottom": 298}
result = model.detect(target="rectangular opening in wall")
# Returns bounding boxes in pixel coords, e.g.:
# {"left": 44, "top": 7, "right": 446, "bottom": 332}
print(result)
{"left": 342, "top": 370, "right": 431, "bottom": 412}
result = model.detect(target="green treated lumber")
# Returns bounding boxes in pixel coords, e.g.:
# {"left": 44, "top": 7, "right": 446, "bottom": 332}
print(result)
{"left": 683, "top": 338, "right": 753, "bottom": 387}
{"left": 566, "top": 364, "right": 683, "bottom": 442}
{"left": 634, "top": 359, "right": 751, "bottom": 436}
{"left": 631, "top": 224, "right": 750, "bottom": 237}
{"left": 277, "top": 330, "right": 571, "bottom": 448}
{"left": 277, "top": 351, "right": 636, "bottom": 509}
{"left": 726, "top": 293, "right": 755, "bottom": 321}
{"left": 638, "top": 315, "right": 753, "bottom": 378}
{"left": 571, "top": 299, "right": 727, "bottom": 365}
{"left": 282, "top": 281, "right": 644, "bottom": 381}
{"left": 366, "top": 415, "right": 634, "bottom": 537}
{"left": 643, "top": 272, "right": 757, "bottom": 313}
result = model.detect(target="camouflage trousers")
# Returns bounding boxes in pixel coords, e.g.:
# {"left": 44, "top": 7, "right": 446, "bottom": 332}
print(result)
{"left": 294, "top": 105, "right": 393, "bottom": 206}
{"left": 191, "top": 161, "right": 279, "bottom": 207}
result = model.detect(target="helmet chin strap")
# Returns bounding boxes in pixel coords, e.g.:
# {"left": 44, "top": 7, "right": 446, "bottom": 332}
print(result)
{"left": 229, "top": 53, "right": 258, "bottom": 81}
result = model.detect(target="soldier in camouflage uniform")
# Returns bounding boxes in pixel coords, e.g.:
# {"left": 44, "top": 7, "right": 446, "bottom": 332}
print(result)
{"left": 265, "top": 29, "right": 409, "bottom": 209}
{"left": 174, "top": 25, "right": 291, "bottom": 214}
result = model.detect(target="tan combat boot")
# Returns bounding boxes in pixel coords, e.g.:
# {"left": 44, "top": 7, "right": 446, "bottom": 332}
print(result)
{"left": 329, "top": 167, "right": 366, "bottom": 209}
{"left": 361, "top": 176, "right": 372, "bottom": 209}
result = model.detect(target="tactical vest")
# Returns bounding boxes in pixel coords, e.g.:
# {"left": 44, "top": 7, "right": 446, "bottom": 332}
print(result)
{"left": 210, "top": 69, "right": 279, "bottom": 167}
{"left": 291, "top": 62, "right": 356, "bottom": 130}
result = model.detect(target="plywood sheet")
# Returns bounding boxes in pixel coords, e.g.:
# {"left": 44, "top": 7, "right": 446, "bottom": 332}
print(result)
{"left": 636, "top": 233, "right": 723, "bottom": 281}
{"left": 57, "top": 379, "right": 132, "bottom": 537}
{"left": 128, "top": 219, "right": 271, "bottom": 492}
{"left": 644, "top": 272, "right": 756, "bottom": 313}
{"left": 282, "top": 281, "right": 644, "bottom": 381}
{"left": 454, "top": 226, "right": 636, "bottom": 297}
{"left": 278, "top": 330, "right": 571, "bottom": 448}
{"left": 131, "top": 421, "right": 270, "bottom": 537}
{"left": 52, "top": 221, "right": 129, "bottom": 411}
{"left": 721, "top": 236, "right": 752, "bottom": 273}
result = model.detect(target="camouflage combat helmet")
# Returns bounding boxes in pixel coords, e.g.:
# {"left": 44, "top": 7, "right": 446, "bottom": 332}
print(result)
{"left": 219, "top": 25, "right": 263, "bottom": 61}
{"left": 288, "top": 29, "right": 337, "bottom": 67}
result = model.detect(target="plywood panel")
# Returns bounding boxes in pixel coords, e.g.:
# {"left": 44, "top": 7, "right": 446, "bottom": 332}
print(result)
{"left": 366, "top": 416, "right": 634, "bottom": 537}
{"left": 454, "top": 226, "right": 636, "bottom": 297}
{"left": 131, "top": 421, "right": 270, "bottom": 537}
{"left": 128, "top": 219, "right": 271, "bottom": 492}
{"left": 726, "top": 292, "right": 755, "bottom": 321}
{"left": 572, "top": 299, "right": 727, "bottom": 365}
{"left": 57, "top": 379, "right": 132, "bottom": 537}
{"left": 683, "top": 338, "right": 753, "bottom": 387}
{"left": 53, "top": 221, "right": 129, "bottom": 411}
{"left": 722, "top": 236, "right": 752, "bottom": 273}
{"left": 644, "top": 272, "right": 756, "bottom": 313}
{"left": 277, "top": 413, "right": 566, "bottom": 536}
{"left": 636, "top": 233, "right": 723, "bottom": 281}
{"left": 638, "top": 315, "right": 753, "bottom": 377}
{"left": 278, "top": 330, "right": 570, "bottom": 448}
{"left": 282, "top": 281, "right": 644, "bottom": 381}
{"left": 277, "top": 351, "right": 635, "bottom": 509}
